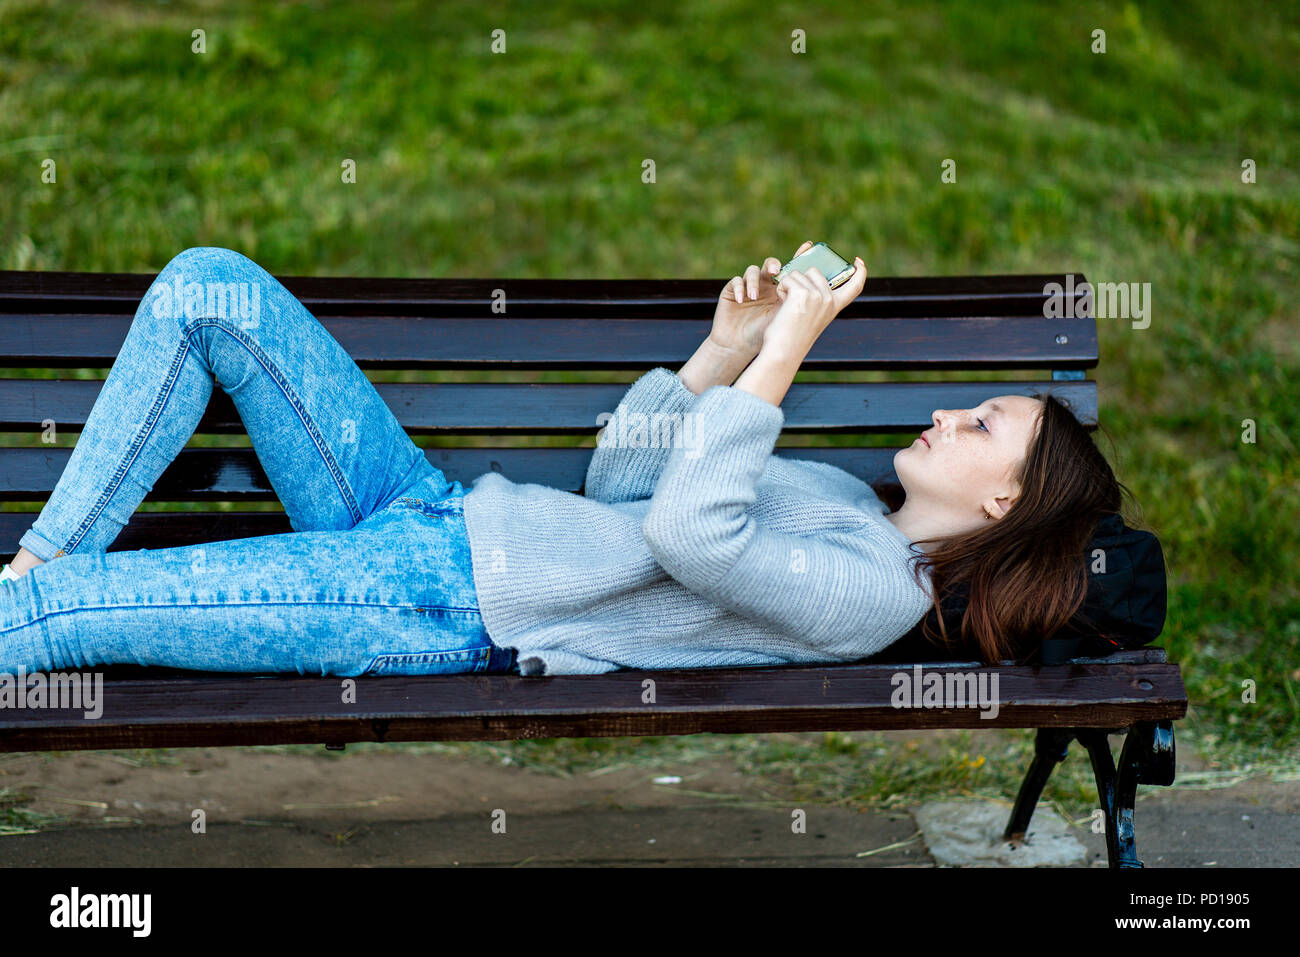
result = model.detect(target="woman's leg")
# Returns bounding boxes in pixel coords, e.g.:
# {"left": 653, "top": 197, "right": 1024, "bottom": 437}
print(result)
{"left": 16, "top": 245, "right": 450, "bottom": 565}
{"left": 0, "top": 246, "right": 511, "bottom": 676}
{"left": 1, "top": 493, "right": 507, "bottom": 676}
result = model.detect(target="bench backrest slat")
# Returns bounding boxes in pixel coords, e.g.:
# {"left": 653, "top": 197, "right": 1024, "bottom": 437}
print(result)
{"left": 0, "top": 379, "right": 1098, "bottom": 436}
{"left": 0, "top": 270, "right": 1091, "bottom": 316}
{"left": 0, "top": 314, "right": 1097, "bottom": 369}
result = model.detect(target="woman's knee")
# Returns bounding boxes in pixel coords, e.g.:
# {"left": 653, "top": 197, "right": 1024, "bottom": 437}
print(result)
{"left": 159, "top": 245, "right": 256, "bottom": 279}
{"left": 148, "top": 247, "right": 271, "bottom": 328}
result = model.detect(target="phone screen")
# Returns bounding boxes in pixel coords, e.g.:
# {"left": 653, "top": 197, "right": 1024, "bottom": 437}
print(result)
{"left": 774, "top": 242, "right": 854, "bottom": 288}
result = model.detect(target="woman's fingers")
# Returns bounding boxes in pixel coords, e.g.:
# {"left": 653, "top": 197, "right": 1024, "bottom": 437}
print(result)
{"left": 788, "top": 268, "right": 829, "bottom": 307}
{"left": 768, "top": 242, "right": 813, "bottom": 284}
{"left": 830, "top": 257, "right": 868, "bottom": 310}
{"left": 739, "top": 259, "right": 789, "bottom": 302}
{"left": 780, "top": 268, "right": 839, "bottom": 323}
{"left": 780, "top": 269, "right": 815, "bottom": 305}
{"left": 804, "top": 266, "right": 831, "bottom": 295}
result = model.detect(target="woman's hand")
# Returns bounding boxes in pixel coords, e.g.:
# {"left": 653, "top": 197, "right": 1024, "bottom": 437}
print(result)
{"left": 760, "top": 256, "right": 867, "bottom": 360}
{"left": 709, "top": 240, "right": 815, "bottom": 359}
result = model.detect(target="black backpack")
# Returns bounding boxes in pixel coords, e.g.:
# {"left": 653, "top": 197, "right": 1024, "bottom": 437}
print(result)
{"left": 869, "top": 512, "right": 1168, "bottom": 665}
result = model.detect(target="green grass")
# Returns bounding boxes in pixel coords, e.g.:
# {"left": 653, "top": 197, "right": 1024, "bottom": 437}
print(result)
{"left": 1, "top": 0, "right": 1297, "bottom": 802}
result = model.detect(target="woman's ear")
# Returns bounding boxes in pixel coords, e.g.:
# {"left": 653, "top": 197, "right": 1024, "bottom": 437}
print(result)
{"left": 983, "top": 493, "right": 1016, "bottom": 521}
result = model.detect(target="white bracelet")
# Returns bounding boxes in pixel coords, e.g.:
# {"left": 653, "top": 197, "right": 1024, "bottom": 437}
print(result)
{"left": 1, "top": 563, "right": 21, "bottom": 582}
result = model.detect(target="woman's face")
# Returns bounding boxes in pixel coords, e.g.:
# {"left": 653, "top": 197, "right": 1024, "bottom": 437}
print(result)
{"left": 894, "top": 395, "right": 1044, "bottom": 523}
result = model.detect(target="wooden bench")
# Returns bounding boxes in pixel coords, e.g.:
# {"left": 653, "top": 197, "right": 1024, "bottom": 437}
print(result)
{"left": 0, "top": 266, "right": 1186, "bottom": 867}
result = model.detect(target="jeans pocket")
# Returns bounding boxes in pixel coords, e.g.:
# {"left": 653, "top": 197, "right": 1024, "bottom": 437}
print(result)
{"left": 362, "top": 646, "right": 492, "bottom": 676}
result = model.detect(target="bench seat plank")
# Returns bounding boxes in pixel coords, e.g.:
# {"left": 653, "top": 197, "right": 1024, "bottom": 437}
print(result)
{"left": 0, "top": 659, "right": 1187, "bottom": 752}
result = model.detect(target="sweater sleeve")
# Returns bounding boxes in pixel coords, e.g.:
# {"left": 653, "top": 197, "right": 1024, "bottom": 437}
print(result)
{"left": 583, "top": 366, "right": 700, "bottom": 504}
{"left": 640, "top": 384, "right": 930, "bottom": 659}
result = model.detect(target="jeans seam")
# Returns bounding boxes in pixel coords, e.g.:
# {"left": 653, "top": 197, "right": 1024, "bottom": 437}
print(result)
{"left": 184, "top": 317, "right": 364, "bottom": 526}
{"left": 0, "top": 600, "right": 482, "bottom": 634}
{"left": 62, "top": 336, "right": 193, "bottom": 556}
{"left": 389, "top": 498, "right": 463, "bottom": 516}
{"left": 365, "top": 646, "right": 492, "bottom": 674}
{"left": 371, "top": 648, "right": 490, "bottom": 662}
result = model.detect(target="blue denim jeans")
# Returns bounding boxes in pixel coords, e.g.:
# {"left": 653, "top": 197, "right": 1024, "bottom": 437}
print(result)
{"left": 1, "top": 246, "right": 517, "bottom": 677}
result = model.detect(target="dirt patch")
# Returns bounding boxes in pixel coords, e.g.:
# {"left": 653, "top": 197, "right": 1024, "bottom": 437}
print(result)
{"left": 2, "top": 745, "right": 773, "bottom": 829}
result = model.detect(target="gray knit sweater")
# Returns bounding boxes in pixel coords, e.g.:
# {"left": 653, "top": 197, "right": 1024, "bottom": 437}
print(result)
{"left": 460, "top": 367, "right": 935, "bottom": 676}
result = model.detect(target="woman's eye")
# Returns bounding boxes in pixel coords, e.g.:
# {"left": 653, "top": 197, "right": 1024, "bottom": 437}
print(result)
{"left": 977, "top": 418, "right": 988, "bottom": 432}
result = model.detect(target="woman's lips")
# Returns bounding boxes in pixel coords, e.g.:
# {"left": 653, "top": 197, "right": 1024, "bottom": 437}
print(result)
{"left": 919, "top": 434, "right": 930, "bottom": 448}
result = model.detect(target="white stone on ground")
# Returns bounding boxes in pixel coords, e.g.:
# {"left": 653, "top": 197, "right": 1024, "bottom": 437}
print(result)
{"left": 914, "top": 799, "right": 1088, "bottom": 867}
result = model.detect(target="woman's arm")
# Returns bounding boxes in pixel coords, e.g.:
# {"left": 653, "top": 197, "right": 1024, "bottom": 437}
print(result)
{"left": 640, "top": 371, "right": 928, "bottom": 660}
{"left": 642, "top": 257, "right": 930, "bottom": 659}
{"left": 583, "top": 366, "right": 698, "bottom": 503}
{"left": 585, "top": 326, "right": 771, "bottom": 505}
{"left": 675, "top": 335, "right": 755, "bottom": 395}
{"left": 732, "top": 256, "right": 867, "bottom": 408}
{"left": 585, "top": 323, "right": 766, "bottom": 504}
{"left": 587, "top": 249, "right": 858, "bottom": 501}
{"left": 730, "top": 346, "right": 803, "bottom": 408}
{"left": 677, "top": 244, "right": 815, "bottom": 395}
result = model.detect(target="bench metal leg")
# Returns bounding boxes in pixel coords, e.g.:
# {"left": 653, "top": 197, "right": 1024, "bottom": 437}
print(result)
{"left": 1003, "top": 727, "right": 1074, "bottom": 843}
{"left": 1004, "top": 720, "right": 1176, "bottom": 869}
{"left": 1076, "top": 728, "right": 1142, "bottom": 867}
{"left": 1135, "top": 718, "right": 1176, "bottom": 786}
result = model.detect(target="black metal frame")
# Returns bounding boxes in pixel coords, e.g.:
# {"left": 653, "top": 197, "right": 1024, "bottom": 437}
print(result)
{"left": 1004, "top": 719, "right": 1176, "bottom": 867}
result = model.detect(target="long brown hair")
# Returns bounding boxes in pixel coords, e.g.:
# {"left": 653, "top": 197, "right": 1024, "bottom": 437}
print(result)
{"left": 873, "top": 391, "right": 1135, "bottom": 666}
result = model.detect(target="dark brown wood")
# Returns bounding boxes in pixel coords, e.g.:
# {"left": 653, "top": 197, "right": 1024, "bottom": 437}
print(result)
{"left": 80, "top": 648, "right": 1175, "bottom": 672}
{"left": 0, "top": 511, "right": 291, "bottom": 556}
{"left": 0, "top": 378, "right": 1098, "bottom": 433}
{"left": 0, "top": 314, "right": 1098, "bottom": 370}
{"left": 0, "top": 660, "right": 1187, "bottom": 753}
{"left": 3, "top": 446, "right": 906, "bottom": 503}
{"left": 0, "top": 509, "right": 289, "bottom": 553}
{"left": 0, "top": 270, "right": 1094, "bottom": 319}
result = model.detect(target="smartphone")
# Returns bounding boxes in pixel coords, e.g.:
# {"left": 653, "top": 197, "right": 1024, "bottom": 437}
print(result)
{"left": 771, "top": 241, "right": 855, "bottom": 290}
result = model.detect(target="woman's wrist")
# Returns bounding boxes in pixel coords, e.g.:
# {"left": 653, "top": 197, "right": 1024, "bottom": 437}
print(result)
{"left": 676, "top": 335, "right": 756, "bottom": 395}
{"left": 732, "top": 343, "right": 805, "bottom": 408}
